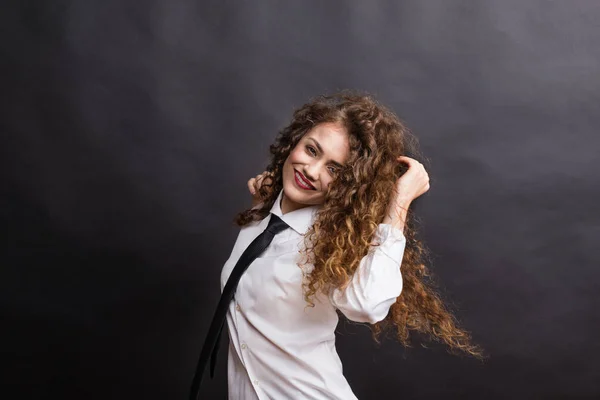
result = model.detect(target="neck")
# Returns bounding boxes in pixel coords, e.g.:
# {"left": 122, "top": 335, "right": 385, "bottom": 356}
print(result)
{"left": 280, "top": 192, "right": 310, "bottom": 215}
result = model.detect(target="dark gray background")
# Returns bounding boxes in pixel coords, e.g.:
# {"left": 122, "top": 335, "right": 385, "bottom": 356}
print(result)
{"left": 2, "top": 1, "right": 598, "bottom": 399}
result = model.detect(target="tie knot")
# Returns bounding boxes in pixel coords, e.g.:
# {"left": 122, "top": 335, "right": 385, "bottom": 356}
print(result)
{"left": 266, "top": 214, "right": 289, "bottom": 235}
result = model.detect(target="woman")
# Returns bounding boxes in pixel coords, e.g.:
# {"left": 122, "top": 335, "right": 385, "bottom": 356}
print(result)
{"left": 219, "top": 92, "right": 481, "bottom": 399}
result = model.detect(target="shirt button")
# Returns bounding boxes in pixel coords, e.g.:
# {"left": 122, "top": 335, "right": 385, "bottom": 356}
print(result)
{"left": 241, "top": 343, "right": 247, "bottom": 349}
{"left": 236, "top": 304, "right": 241, "bottom": 311}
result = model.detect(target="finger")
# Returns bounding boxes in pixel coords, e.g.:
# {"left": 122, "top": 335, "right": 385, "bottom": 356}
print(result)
{"left": 259, "top": 171, "right": 271, "bottom": 179}
{"left": 248, "top": 178, "right": 257, "bottom": 195}
{"left": 399, "top": 157, "right": 428, "bottom": 173}
{"left": 396, "top": 156, "right": 419, "bottom": 167}
{"left": 396, "top": 155, "right": 417, "bottom": 162}
{"left": 257, "top": 171, "right": 273, "bottom": 186}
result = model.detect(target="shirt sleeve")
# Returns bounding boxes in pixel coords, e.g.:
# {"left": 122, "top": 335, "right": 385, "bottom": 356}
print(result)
{"left": 328, "top": 223, "right": 406, "bottom": 324}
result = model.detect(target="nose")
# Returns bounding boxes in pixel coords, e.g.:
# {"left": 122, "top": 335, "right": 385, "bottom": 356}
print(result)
{"left": 303, "top": 164, "right": 319, "bottom": 183}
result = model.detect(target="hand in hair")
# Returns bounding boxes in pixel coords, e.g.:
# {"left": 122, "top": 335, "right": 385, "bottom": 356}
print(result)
{"left": 247, "top": 171, "right": 274, "bottom": 208}
{"left": 383, "top": 156, "right": 430, "bottom": 232}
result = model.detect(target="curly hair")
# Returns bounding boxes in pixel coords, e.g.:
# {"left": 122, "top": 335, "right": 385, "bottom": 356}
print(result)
{"left": 235, "top": 91, "right": 483, "bottom": 358}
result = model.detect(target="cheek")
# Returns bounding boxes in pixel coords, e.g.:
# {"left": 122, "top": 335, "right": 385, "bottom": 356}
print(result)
{"left": 321, "top": 176, "right": 333, "bottom": 191}
{"left": 289, "top": 147, "right": 308, "bottom": 163}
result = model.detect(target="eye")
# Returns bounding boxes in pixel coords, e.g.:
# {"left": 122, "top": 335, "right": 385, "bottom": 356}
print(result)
{"left": 327, "top": 166, "right": 338, "bottom": 175}
{"left": 306, "top": 145, "right": 317, "bottom": 156}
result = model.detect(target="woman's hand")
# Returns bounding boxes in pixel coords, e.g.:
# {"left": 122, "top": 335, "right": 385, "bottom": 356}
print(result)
{"left": 383, "top": 156, "right": 430, "bottom": 232}
{"left": 248, "top": 171, "right": 274, "bottom": 207}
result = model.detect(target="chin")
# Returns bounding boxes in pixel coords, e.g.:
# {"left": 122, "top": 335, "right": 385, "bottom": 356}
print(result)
{"left": 282, "top": 180, "right": 321, "bottom": 208}
{"left": 282, "top": 180, "right": 309, "bottom": 204}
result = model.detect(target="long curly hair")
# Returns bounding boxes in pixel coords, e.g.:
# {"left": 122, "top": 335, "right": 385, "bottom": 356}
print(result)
{"left": 235, "top": 92, "right": 483, "bottom": 358}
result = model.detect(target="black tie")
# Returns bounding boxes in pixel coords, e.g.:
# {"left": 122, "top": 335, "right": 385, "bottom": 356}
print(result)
{"left": 189, "top": 214, "right": 290, "bottom": 400}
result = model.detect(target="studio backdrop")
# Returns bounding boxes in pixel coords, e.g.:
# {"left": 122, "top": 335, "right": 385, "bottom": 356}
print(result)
{"left": 1, "top": 1, "right": 598, "bottom": 399}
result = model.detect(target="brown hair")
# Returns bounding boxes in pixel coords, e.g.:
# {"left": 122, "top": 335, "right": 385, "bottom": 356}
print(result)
{"left": 236, "top": 91, "right": 483, "bottom": 358}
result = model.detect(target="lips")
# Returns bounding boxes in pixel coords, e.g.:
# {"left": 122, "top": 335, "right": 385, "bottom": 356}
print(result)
{"left": 294, "top": 170, "right": 316, "bottom": 190}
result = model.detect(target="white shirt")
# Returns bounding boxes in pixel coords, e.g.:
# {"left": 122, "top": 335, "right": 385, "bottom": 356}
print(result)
{"left": 220, "top": 189, "right": 406, "bottom": 399}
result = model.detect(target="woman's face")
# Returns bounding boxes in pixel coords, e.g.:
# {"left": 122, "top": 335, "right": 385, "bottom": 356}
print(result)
{"left": 281, "top": 122, "right": 350, "bottom": 214}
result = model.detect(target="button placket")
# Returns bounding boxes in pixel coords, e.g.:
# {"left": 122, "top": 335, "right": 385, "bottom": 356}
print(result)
{"left": 236, "top": 318, "right": 260, "bottom": 392}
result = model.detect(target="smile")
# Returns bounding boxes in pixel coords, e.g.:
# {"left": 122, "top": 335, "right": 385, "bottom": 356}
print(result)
{"left": 294, "top": 170, "right": 316, "bottom": 190}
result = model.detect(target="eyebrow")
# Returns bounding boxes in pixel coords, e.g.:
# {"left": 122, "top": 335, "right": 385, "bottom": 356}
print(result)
{"left": 307, "top": 137, "right": 345, "bottom": 169}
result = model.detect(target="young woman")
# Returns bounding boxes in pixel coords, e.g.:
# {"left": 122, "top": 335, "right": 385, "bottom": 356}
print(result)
{"left": 220, "top": 92, "right": 481, "bottom": 399}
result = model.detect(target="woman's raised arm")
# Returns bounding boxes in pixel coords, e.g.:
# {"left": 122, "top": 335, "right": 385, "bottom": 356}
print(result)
{"left": 329, "top": 223, "right": 406, "bottom": 324}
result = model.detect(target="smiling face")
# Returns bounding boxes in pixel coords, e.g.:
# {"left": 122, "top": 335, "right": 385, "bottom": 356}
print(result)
{"left": 280, "top": 122, "right": 350, "bottom": 214}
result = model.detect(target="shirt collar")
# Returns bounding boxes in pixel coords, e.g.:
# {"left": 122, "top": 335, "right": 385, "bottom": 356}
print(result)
{"left": 269, "top": 189, "right": 320, "bottom": 235}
